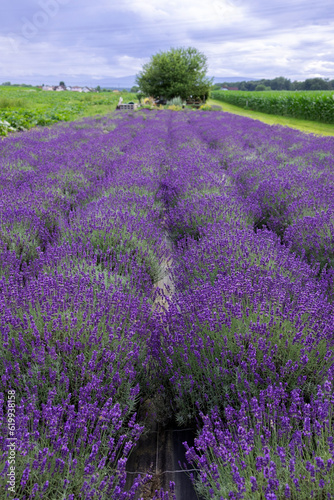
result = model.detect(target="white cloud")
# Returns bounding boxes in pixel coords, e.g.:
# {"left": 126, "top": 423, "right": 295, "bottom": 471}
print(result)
{"left": 115, "top": 55, "right": 149, "bottom": 75}
{"left": 1, "top": 0, "right": 333, "bottom": 82}
{"left": 199, "top": 23, "right": 334, "bottom": 79}
{"left": 0, "top": 35, "right": 112, "bottom": 78}
{"left": 118, "top": 0, "right": 247, "bottom": 29}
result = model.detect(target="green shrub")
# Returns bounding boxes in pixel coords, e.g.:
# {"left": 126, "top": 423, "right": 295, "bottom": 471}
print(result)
{"left": 199, "top": 104, "right": 214, "bottom": 111}
{"left": 0, "top": 119, "right": 15, "bottom": 136}
{"left": 166, "top": 96, "right": 185, "bottom": 107}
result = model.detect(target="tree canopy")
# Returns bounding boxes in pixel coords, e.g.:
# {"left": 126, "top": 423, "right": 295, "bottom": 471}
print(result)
{"left": 136, "top": 47, "right": 212, "bottom": 100}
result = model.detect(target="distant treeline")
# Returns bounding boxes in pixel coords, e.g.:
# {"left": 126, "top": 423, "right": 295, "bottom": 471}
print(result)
{"left": 1, "top": 82, "right": 35, "bottom": 88}
{"left": 213, "top": 76, "right": 334, "bottom": 91}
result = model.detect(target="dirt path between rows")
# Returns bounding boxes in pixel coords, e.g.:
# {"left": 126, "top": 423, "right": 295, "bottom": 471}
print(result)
{"left": 126, "top": 217, "right": 201, "bottom": 499}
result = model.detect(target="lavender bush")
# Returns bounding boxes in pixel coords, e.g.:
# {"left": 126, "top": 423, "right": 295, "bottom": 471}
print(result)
{"left": 1, "top": 109, "right": 334, "bottom": 499}
{"left": 0, "top": 113, "right": 168, "bottom": 498}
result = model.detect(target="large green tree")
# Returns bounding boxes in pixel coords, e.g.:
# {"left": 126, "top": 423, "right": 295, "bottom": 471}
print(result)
{"left": 136, "top": 47, "right": 212, "bottom": 100}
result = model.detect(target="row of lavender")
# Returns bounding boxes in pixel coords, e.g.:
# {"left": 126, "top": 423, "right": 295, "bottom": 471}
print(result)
{"left": 196, "top": 114, "right": 334, "bottom": 282}
{"left": 0, "top": 112, "right": 174, "bottom": 499}
{"left": 1, "top": 109, "right": 334, "bottom": 499}
{"left": 158, "top": 112, "right": 334, "bottom": 499}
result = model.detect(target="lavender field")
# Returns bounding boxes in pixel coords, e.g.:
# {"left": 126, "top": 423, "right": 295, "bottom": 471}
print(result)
{"left": 1, "top": 109, "right": 334, "bottom": 499}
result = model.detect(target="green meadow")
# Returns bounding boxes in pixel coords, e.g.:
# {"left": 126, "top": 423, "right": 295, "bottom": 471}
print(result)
{"left": 0, "top": 86, "right": 137, "bottom": 135}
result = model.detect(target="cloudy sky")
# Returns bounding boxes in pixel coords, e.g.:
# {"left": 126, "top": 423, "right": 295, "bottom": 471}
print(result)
{"left": 0, "top": 0, "right": 333, "bottom": 86}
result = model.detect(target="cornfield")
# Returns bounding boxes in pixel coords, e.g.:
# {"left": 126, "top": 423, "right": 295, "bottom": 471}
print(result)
{"left": 212, "top": 90, "right": 334, "bottom": 123}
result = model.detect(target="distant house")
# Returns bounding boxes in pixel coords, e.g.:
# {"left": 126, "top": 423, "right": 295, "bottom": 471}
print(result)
{"left": 227, "top": 87, "right": 239, "bottom": 91}
{"left": 113, "top": 89, "right": 120, "bottom": 93}
{"left": 41, "top": 84, "right": 94, "bottom": 92}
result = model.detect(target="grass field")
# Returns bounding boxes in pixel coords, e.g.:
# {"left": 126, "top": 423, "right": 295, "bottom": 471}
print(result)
{"left": 0, "top": 86, "right": 137, "bottom": 135}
